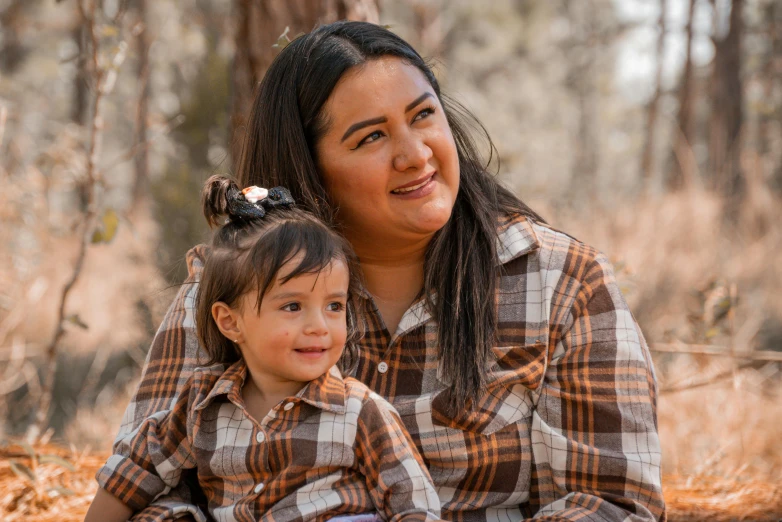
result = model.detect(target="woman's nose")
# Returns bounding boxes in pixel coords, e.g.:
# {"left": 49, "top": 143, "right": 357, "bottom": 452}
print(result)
{"left": 392, "top": 132, "right": 432, "bottom": 172}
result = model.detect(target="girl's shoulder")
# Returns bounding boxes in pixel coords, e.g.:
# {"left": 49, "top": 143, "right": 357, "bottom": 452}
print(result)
{"left": 341, "top": 377, "right": 399, "bottom": 415}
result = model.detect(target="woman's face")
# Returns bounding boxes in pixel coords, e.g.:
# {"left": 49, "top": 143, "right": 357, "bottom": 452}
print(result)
{"left": 316, "top": 57, "right": 459, "bottom": 249}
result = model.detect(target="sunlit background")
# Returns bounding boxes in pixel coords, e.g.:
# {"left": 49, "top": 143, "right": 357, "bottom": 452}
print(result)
{"left": 0, "top": 0, "right": 780, "bottom": 519}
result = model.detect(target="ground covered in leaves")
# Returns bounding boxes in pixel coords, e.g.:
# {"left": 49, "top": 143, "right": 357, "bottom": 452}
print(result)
{"left": 1, "top": 442, "right": 781, "bottom": 522}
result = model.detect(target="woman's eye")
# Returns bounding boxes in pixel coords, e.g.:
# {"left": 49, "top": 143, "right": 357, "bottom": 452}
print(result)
{"left": 355, "top": 130, "right": 384, "bottom": 149}
{"left": 413, "top": 107, "right": 435, "bottom": 122}
{"left": 282, "top": 302, "right": 301, "bottom": 312}
{"left": 327, "top": 302, "right": 345, "bottom": 312}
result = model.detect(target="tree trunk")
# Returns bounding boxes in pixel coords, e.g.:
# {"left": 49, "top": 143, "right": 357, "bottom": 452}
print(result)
{"left": 667, "top": 0, "right": 697, "bottom": 191}
{"left": 640, "top": 0, "right": 667, "bottom": 187}
{"left": 708, "top": 0, "right": 744, "bottom": 211}
{"left": 132, "top": 0, "right": 151, "bottom": 208}
{"left": 71, "top": 24, "right": 89, "bottom": 125}
{"left": 768, "top": 0, "right": 782, "bottom": 194}
{"left": 0, "top": 0, "right": 27, "bottom": 75}
{"left": 560, "top": 1, "right": 600, "bottom": 202}
{"left": 230, "top": 0, "right": 380, "bottom": 169}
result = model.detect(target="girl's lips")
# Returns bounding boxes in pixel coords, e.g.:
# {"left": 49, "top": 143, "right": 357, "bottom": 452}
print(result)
{"left": 390, "top": 174, "right": 436, "bottom": 199}
{"left": 294, "top": 347, "right": 328, "bottom": 359}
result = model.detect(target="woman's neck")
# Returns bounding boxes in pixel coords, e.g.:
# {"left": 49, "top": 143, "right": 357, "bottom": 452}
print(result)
{"left": 347, "top": 232, "right": 430, "bottom": 335}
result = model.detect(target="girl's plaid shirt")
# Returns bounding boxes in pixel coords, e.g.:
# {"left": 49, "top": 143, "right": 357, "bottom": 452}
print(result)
{"left": 109, "top": 214, "right": 666, "bottom": 522}
{"left": 97, "top": 362, "right": 442, "bottom": 521}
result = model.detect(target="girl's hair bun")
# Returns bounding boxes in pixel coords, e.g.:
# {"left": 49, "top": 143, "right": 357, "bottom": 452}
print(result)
{"left": 202, "top": 175, "right": 296, "bottom": 228}
{"left": 202, "top": 175, "right": 240, "bottom": 228}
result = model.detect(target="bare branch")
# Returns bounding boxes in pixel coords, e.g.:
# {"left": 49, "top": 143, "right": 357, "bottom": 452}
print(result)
{"left": 650, "top": 343, "right": 782, "bottom": 362}
{"left": 31, "top": 0, "right": 120, "bottom": 438}
{"left": 660, "top": 361, "right": 758, "bottom": 394}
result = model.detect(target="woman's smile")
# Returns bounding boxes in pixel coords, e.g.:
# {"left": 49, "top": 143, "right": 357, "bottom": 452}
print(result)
{"left": 390, "top": 172, "right": 437, "bottom": 198}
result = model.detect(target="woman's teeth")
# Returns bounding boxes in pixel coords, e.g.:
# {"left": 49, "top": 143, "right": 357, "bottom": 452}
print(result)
{"left": 392, "top": 177, "right": 430, "bottom": 194}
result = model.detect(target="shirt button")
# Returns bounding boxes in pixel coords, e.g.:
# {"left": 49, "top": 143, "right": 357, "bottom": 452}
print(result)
{"left": 283, "top": 402, "right": 294, "bottom": 411}
{"left": 256, "top": 431, "right": 265, "bottom": 443}
{"left": 254, "top": 482, "right": 265, "bottom": 494}
{"left": 377, "top": 362, "right": 389, "bottom": 374}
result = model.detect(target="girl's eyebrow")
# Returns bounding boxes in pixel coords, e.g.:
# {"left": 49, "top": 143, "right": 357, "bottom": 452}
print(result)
{"left": 270, "top": 291, "right": 348, "bottom": 300}
{"left": 339, "top": 92, "right": 434, "bottom": 143}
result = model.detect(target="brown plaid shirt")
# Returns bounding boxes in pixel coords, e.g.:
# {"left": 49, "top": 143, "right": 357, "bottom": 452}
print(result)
{"left": 98, "top": 362, "right": 442, "bottom": 522}
{"left": 111, "top": 215, "right": 666, "bottom": 521}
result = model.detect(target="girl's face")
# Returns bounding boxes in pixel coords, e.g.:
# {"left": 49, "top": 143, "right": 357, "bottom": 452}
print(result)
{"left": 316, "top": 57, "right": 460, "bottom": 248}
{"left": 228, "top": 257, "right": 350, "bottom": 391}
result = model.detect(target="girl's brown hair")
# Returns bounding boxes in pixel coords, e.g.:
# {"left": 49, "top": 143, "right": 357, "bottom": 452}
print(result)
{"left": 195, "top": 175, "right": 363, "bottom": 374}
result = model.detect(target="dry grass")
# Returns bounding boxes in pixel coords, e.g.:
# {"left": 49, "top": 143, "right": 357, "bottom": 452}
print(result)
{"left": 1, "top": 442, "right": 780, "bottom": 521}
{"left": 0, "top": 442, "right": 100, "bottom": 522}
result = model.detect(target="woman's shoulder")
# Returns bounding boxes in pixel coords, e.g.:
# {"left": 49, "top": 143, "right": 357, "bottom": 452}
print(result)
{"left": 499, "top": 213, "right": 612, "bottom": 285}
{"left": 185, "top": 244, "right": 210, "bottom": 280}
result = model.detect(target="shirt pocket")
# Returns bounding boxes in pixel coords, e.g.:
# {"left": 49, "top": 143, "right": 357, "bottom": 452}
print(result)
{"left": 430, "top": 381, "right": 535, "bottom": 436}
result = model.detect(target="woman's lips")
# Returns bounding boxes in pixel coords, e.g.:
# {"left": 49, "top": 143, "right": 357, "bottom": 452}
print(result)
{"left": 390, "top": 173, "right": 436, "bottom": 199}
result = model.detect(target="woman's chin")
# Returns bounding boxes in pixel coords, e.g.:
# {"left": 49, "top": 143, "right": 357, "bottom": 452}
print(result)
{"left": 404, "top": 206, "right": 454, "bottom": 236}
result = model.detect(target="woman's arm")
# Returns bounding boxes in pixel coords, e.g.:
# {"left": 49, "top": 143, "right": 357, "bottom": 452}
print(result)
{"left": 355, "top": 392, "right": 444, "bottom": 522}
{"left": 529, "top": 251, "right": 666, "bottom": 521}
{"left": 115, "top": 245, "right": 207, "bottom": 441}
{"left": 94, "top": 371, "right": 202, "bottom": 516}
{"left": 107, "top": 246, "right": 209, "bottom": 520}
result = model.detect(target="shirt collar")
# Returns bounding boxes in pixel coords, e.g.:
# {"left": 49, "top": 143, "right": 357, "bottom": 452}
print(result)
{"left": 194, "top": 360, "right": 245, "bottom": 411}
{"left": 355, "top": 214, "right": 541, "bottom": 339}
{"left": 496, "top": 214, "right": 541, "bottom": 265}
{"left": 295, "top": 366, "right": 347, "bottom": 414}
{"left": 195, "top": 360, "right": 346, "bottom": 414}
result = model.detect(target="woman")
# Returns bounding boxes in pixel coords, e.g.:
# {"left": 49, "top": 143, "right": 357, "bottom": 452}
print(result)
{"left": 114, "top": 21, "right": 665, "bottom": 521}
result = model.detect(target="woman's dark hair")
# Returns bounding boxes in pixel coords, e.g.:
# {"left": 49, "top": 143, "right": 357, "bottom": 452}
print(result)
{"left": 195, "top": 175, "right": 363, "bottom": 374}
{"left": 236, "top": 21, "right": 544, "bottom": 412}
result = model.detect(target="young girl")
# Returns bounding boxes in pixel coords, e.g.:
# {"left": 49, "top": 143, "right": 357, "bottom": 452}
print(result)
{"left": 85, "top": 176, "right": 442, "bottom": 522}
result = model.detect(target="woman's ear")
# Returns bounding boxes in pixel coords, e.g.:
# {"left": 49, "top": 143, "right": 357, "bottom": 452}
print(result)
{"left": 212, "top": 302, "right": 242, "bottom": 343}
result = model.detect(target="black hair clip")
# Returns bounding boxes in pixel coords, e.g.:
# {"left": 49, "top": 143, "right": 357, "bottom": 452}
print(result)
{"left": 226, "top": 185, "right": 295, "bottom": 221}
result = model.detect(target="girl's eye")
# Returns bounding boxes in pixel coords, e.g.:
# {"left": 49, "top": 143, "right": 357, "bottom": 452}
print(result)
{"left": 354, "top": 130, "right": 384, "bottom": 149}
{"left": 327, "top": 302, "right": 345, "bottom": 312}
{"left": 282, "top": 302, "right": 301, "bottom": 312}
{"left": 413, "top": 106, "right": 435, "bottom": 122}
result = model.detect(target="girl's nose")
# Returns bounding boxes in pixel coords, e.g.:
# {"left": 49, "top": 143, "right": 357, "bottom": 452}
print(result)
{"left": 392, "top": 132, "right": 432, "bottom": 172}
{"left": 304, "top": 311, "right": 329, "bottom": 336}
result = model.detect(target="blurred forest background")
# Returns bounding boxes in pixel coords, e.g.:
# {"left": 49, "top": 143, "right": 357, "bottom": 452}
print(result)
{"left": 1, "top": 0, "right": 782, "bottom": 519}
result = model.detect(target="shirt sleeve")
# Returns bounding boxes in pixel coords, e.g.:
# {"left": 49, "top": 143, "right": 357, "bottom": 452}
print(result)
{"left": 115, "top": 245, "right": 207, "bottom": 441}
{"left": 355, "top": 394, "right": 444, "bottom": 522}
{"left": 529, "top": 251, "right": 666, "bottom": 521}
{"left": 97, "top": 372, "right": 201, "bottom": 511}
{"left": 109, "top": 245, "right": 209, "bottom": 519}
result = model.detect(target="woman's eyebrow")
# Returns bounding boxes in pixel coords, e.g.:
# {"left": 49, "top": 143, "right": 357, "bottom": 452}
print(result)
{"left": 341, "top": 117, "right": 387, "bottom": 143}
{"left": 405, "top": 92, "right": 434, "bottom": 112}
{"left": 339, "top": 92, "right": 435, "bottom": 143}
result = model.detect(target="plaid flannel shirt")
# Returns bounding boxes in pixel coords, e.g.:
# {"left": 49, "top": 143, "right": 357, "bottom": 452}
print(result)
{"left": 112, "top": 215, "right": 666, "bottom": 521}
{"left": 99, "top": 361, "right": 442, "bottom": 522}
